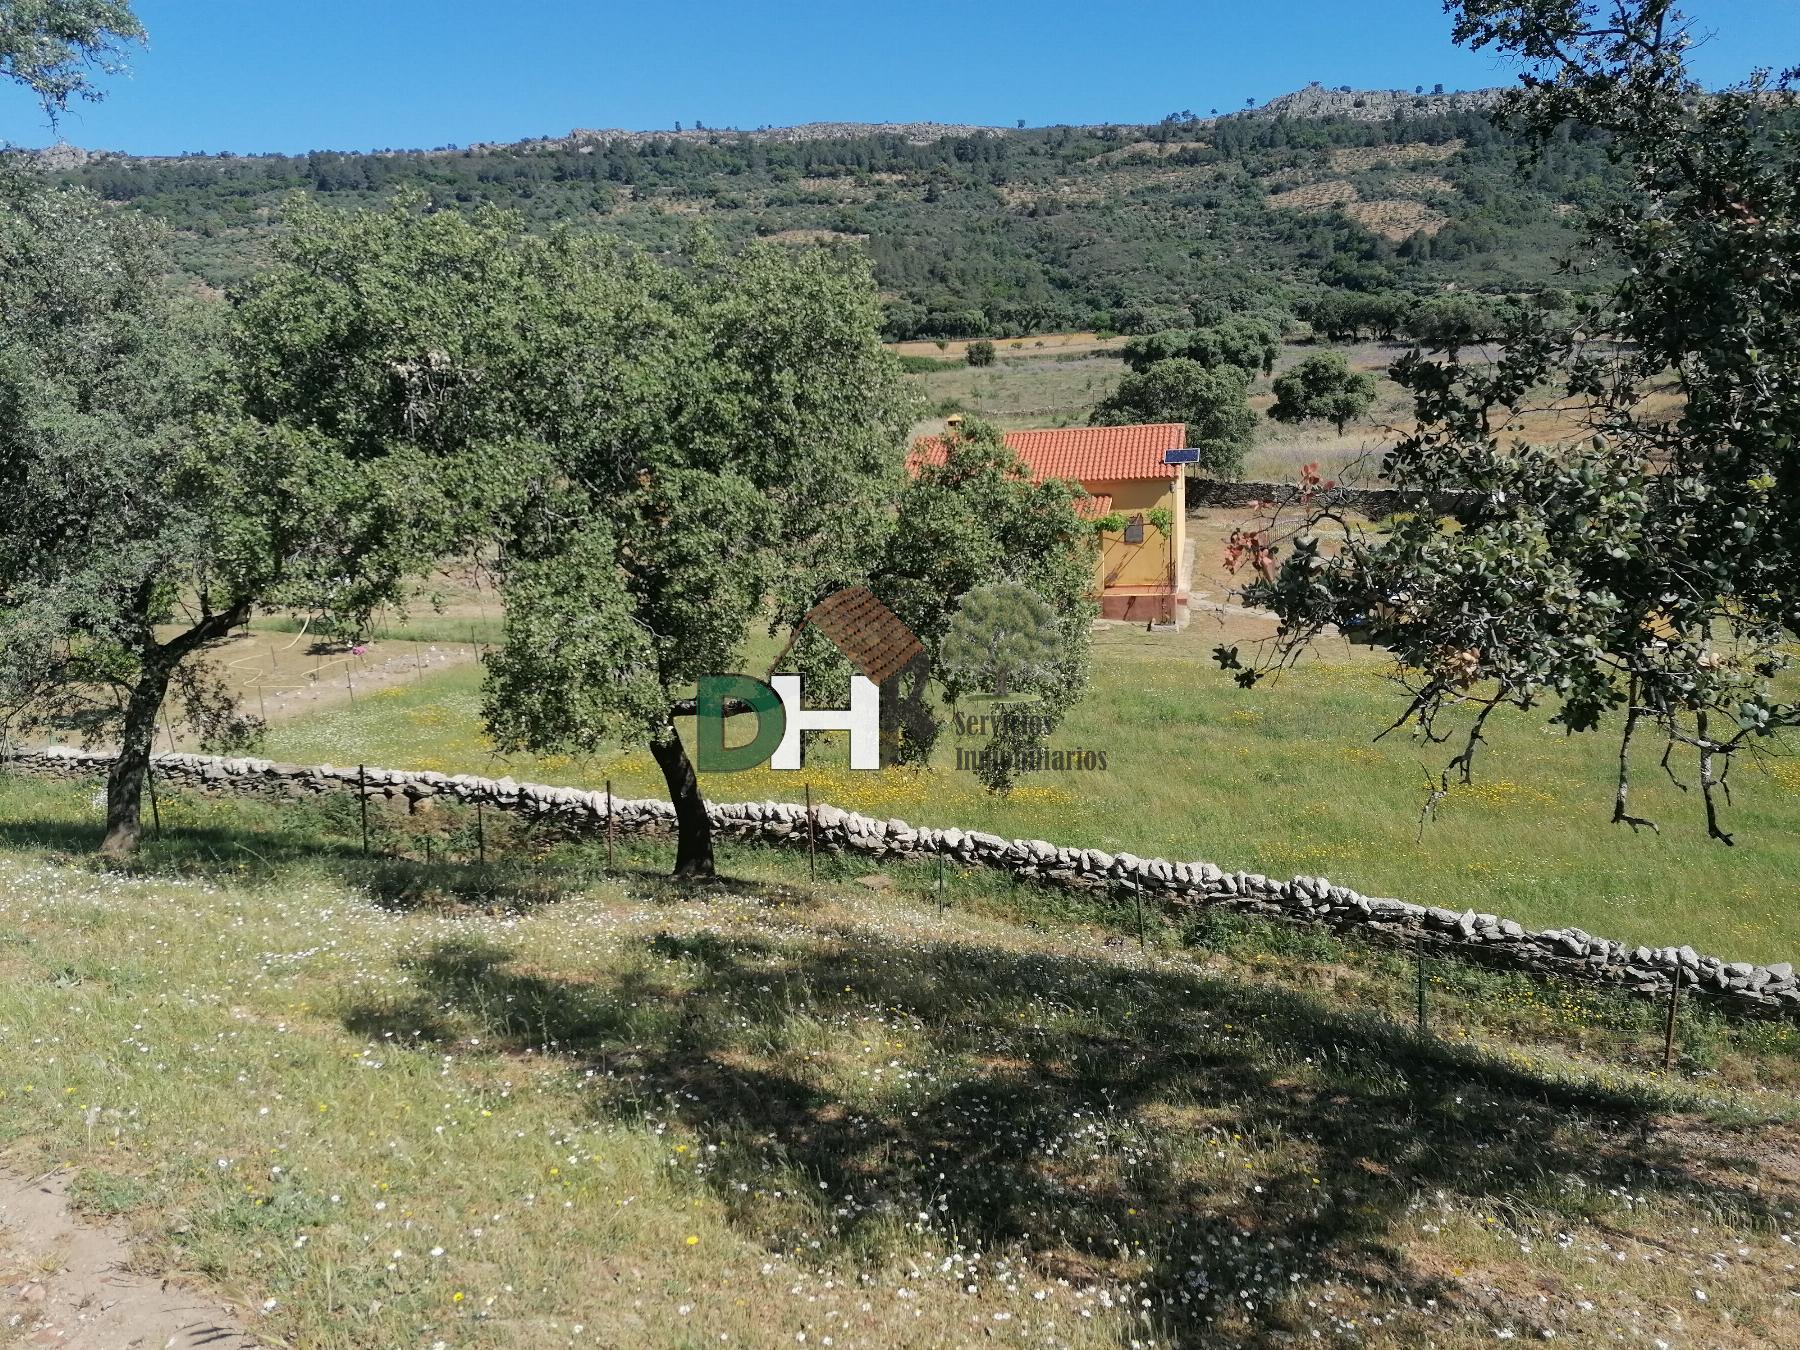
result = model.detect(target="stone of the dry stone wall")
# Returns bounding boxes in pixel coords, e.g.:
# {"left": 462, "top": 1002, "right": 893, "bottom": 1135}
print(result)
{"left": 5, "top": 745, "right": 1796, "bottom": 1021}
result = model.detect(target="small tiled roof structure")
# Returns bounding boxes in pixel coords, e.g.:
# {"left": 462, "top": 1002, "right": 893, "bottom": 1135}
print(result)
{"left": 802, "top": 586, "right": 925, "bottom": 686}
{"left": 907, "top": 423, "right": 1186, "bottom": 483}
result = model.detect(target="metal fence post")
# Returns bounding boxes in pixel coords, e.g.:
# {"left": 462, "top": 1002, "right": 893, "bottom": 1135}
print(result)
{"left": 1416, "top": 938, "right": 1428, "bottom": 1037}
{"left": 1663, "top": 968, "right": 1683, "bottom": 1071}
{"left": 805, "top": 783, "right": 817, "bottom": 881}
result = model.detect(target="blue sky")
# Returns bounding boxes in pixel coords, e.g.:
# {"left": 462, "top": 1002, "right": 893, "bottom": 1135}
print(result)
{"left": 2, "top": 0, "right": 1793, "bottom": 154}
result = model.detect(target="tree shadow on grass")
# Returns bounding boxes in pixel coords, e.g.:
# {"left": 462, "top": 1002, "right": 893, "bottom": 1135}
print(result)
{"left": 355, "top": 859, "right": 579, "bottom": 913}
{"left": 367, "top": 924, "right": 1799, "bottom": 1341}
{"left": 640, "top": 870, "right": 833, "bottom": 911}
{"left": 0, "top": 794, "right": 842, "bottom": 935}
{"left": 0, "top": 812, "right": 119, "bottom": 858}
{"left": 0, "top": 806, "right": 559, "bottom": 905}
{"left": 341, "top": 936, "right": 694, "bottom": 1060}
{"left": 0, "top": 811, "right": 372, "bottom": 873}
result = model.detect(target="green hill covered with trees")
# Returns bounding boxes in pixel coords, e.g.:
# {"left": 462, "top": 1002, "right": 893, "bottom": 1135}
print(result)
{"left": 34, "top": 102, "right": 1623, "bottom": 338}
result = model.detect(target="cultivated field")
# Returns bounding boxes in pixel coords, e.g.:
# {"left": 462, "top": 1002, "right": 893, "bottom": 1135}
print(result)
{"left": 1, "top": 775, "right": 1796, "bottom": 1348}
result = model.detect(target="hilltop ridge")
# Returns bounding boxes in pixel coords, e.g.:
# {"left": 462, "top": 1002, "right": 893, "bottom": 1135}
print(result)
{"left": 551, "top": 120, "right": 1009, "bottom": 149}
{"left": 1230, "top": 81, "right": 1505, "bottom": 122}
{"left": 13, "top": 84, "right": 1507, "bottom": 163}
{"left": 19, "top": 81, "right": 1600, "bottom": 336}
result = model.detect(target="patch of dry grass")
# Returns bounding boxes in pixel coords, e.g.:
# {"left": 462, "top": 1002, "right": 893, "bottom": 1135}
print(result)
{"left": 1267, "top": 178, "right": 1361, "bottom": 210}
{"left": 764, "top": 227, "right": 869, "bottom": 244}
{"left": 1329, "top": 140, "right": 1465, "bottom": 171}
{"left": 1383, "top": 171, "right": 1457, "bottom": 197}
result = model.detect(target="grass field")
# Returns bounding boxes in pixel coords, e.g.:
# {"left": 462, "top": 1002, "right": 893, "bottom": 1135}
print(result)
{"left": 246, "top": 590, "right": 1800, "bottom": 966}
{"left": 887, "top": 333, "right": 1129, "bottom": 361}
{"left": 901, "top": 336, "right": 1676, "bottom": 486}
{"left": 1, "top": 774, "right": 1796, "bottom": 1348}
{"left": 905, "top": 339, "right": 1420, "bottom": 482}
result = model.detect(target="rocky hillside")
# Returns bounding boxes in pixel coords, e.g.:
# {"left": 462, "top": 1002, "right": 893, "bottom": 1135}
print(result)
{"left": 22, "top": 85, "right": 1610, "bottom": 336}
{"left": 1233, "top": 82, "right": 1506, "bottom": 122}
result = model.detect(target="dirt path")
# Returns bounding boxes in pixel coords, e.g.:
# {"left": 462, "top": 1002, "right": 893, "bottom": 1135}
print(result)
{"left": 163, "top": 628, "right": 482, "bottom": 732}
{"left": 0, "top": 1170, "right": 260, "bottom": 1349}
{"left": 227, "top": 637, "right": 480, "bottom": 726}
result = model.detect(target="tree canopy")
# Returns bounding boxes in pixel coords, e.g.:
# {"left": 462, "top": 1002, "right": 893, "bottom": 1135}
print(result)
{"left": 873, "top": 418, "right": 1099, "bottom": 789}
{"left": 0, "top": 0, "right": 142, "bottom": 117}
{"left": 0, "top": 186, "right": 483, "bottom": 852}
{"left": 358, "top": 219, "right": 923, "bottom": 875}
{"left": 939, "top": 582, "right": 1063, "bottom": 701}
{"left": 1121, "top": 318, "right": 1280, "bottom": 377}
{"left": 1268, "top": 351, "right": 1378, "bottom": 435}
{"left": 1222, "top": 0, "right": 1800, "bottom": 842}
{"left": 1093, "top": 359, "right": 1258, "bottom": 476}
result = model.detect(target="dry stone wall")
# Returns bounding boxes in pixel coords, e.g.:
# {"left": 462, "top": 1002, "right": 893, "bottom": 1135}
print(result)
{"left": 6, "top": 745, "right": 1796, "bottom": 1021}
{"left": 1188, "top": 478, "right": 1471, "bottom": 519}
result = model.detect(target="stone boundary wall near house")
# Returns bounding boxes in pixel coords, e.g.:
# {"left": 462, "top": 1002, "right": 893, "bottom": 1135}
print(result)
{"left": 1188, "top": 479, "right": 1472, "bottom": 520}
{"left": 5, "top": 745, "right": 1796, "bottom": 1021}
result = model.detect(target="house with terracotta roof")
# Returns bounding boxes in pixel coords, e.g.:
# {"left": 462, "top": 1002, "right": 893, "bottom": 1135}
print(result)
{"left": 909, "top": 417, "right": 1188, "bottom": 623}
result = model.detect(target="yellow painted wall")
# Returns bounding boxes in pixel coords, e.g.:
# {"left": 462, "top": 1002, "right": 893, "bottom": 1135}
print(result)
{"left": 1085, "top": 476, "right": 1182, "bottom": 592}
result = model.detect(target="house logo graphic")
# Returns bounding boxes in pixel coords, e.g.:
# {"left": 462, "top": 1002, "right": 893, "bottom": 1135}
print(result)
{"left": 695, "top": 587, "right": 925, "bottom": 772}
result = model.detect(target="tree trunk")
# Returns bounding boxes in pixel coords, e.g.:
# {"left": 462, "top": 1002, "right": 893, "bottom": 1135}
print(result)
{"left": 100, "top": 658, "right": 175, "bottom": 857}
{"left": 99, "top": 599, "right": 250, "bottom": 858}
{"left": 649, "top": 720, "right": 715, "bottom": 877}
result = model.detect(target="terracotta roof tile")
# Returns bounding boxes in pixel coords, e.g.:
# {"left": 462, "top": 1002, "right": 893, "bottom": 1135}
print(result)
{"left": 907, "top": 423, "right": 1186, "bottom": 483}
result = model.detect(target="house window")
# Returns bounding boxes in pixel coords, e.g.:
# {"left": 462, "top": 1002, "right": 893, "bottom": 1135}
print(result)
{"left": 1123, "top": 514, "right": 1145, "bottom": 544}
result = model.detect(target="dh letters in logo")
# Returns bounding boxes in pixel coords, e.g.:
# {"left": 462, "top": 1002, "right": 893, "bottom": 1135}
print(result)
{"left": 695, "top": 673, "right": 881, "bottom": 771}
{"left": 694, "top": 586, "right": 923, "bottom": 773}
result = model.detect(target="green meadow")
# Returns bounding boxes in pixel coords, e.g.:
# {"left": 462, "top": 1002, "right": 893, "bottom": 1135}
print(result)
{"left": 2, "top": 774, "right": 1797, "bottom": 1348}
{"left": 257, "top": 620, "right": 1800, "bottom": 965}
